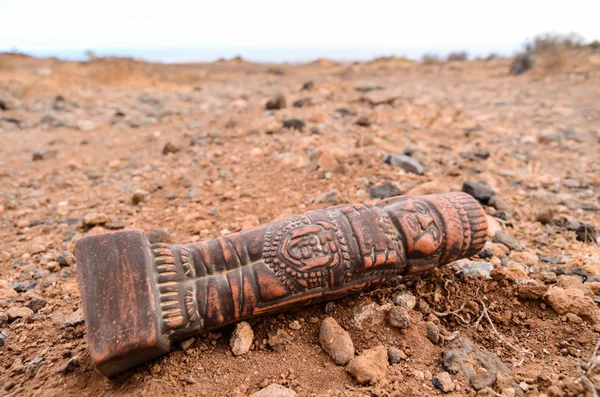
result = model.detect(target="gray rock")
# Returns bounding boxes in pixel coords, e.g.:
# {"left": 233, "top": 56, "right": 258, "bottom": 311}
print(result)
{"left": 387, "top": 306, "right": 411, "bottom": 329}
{"left": 387, "top": 346, "right": 407, "bottom": 364}
{"left": 493, "top": 231, "right": 524, "bottom": 251}
{"left": 59, "top": 308, "right": 84, "bottom": 329}
{"left": 293, "top": 97, "right": 313, "bottom": 107}
{"left": 384, "top": 154, "right": 425, "bottom": 175}
{"left": 26, "top": 298, "right": 47, "bottom": 313}
{"left": 319, "top": 317, "right": 355, "bottom": 365}
{"left": 442, "top": 338, "right": 523, "bottom": 397}
{"left": 282, "top": 118, "right": 305, "bottom": 130}
{"left": 55, "top": 356, "right": 80, "bottom": 374}
{"left": 32, "top": 150, "right": 58, "bottom": 161}
{"left": 432, "top": 371, "right": 456, "bottom": 393}
{"left": 312, "top": 189, "right": 340, "bottom": 206}
{"left": 57, "top": 250, "right": 75, "bottom": 267}
{"left": 250, "top": 384, "right": 297, "bottom": 397}
{"left": 462, "top": 181, "right": 495, "bottom": 204}
{"left": 456, "top": 260, "right": 493, "bottom": 278}
{"left": 0, "top": 330, "right": 7, "bottom": 347}
{"left": 576, "top": 223, "right": 597, "bottom": 243}
{"left": 12, "top": 279, "right": 37, "bottom": 292}
{"left": 230, "top": 321, "right": 253, "bottom": 356}
{"left": 470, "top": 370, "right": 497, "bottom": 391}
{"left": 335, "top": 108, "right": 357, "bottom": 117}
{"left": 369, "top": 183, "right": 401, "bottom": 199}
{"left": 145, "top": 227, "right": 171, "bottom": 244}
{"left": 392, "top": 290, "right": 416, "bottom": 310}
{"left": 488, "top": 195, "right": 511, "bottom": 212}
{"left": 76, "top": 119, "right": 98, "bottom": 132}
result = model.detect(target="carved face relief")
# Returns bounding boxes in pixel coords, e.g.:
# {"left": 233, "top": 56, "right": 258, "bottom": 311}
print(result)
{"left": 392, "top": 200, "right": 443, "bottom": 258}
{"left": 280, "top": 222, "right": 341, "bottom": 272}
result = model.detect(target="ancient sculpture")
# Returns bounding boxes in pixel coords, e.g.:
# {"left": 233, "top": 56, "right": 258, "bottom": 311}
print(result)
{"left": 74, "top": 192, "right": 488, "bottom": 376}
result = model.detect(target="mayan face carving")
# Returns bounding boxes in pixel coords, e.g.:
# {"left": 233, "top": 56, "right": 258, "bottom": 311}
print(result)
{"left": 388, "top": 199, "right": 443, "bottom": 259}
{"left": 280, "top": 221, "right": 341, "bottom": 271}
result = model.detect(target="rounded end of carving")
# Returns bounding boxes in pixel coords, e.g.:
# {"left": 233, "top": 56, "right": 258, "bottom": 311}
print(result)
{"left": 435, "top": 192, "right": 488, "bottom": 263}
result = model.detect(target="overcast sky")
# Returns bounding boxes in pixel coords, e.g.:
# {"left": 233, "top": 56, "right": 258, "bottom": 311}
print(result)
{"left": 1, "top": 0, "right": 599, "bottom": 61}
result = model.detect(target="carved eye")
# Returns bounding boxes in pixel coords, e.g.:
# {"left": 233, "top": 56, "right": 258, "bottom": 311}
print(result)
{"left": 415, "top": 202, "right": 428, "bottom": 214}
{"left": 406, "top": 216, "right": 418, "bottom": 231}
{"left": 430, "top": 225, "right": 440, "bottom": 241}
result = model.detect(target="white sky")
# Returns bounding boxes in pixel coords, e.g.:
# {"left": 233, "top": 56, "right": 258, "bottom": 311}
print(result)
{"left": 1, "top": 0, "right": 599, "bottom": 60}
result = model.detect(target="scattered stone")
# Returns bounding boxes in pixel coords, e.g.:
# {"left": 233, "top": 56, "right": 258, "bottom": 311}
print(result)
{"left": 461, "top": 181, "right": 495, "bottom": 204}
{"left": 312, "top": 189, "right": 340, "bottom": 206}
{"left": 335, "top": 108, "right": 357, "bottom": 117}
{"left": 56, "top": 250, "right": 75, "bottom": 267}
{"left": 76, "top": 119, "right": 98, "bottom": 132}
{"left": 319, "top": 317, "right": 355, "bottom": 365}
{"left": 470, "top": 371, "right": 497, "bottom": 391}
{"left": 509, "top": 54, "right": 533, "bottom": 75}
{"left": 288, "top": 320, "right": 301, "bottom": 330}
{"left": 0, "top": 331, "right": 6, "bottom": 347}
{"left": 392, "top": 290, "right": 416, "bottom": 310}
{"left": 282, "top": 118, "right": 305, "bottom": 130}
{"left": 55, "top": 356, "right": 80, "bottom": 374}
{"left": 6, "top": 306, "right": 33, "bottom": 322}
{"left": 301, "top": 81, "right": 314, "bottom": 90}
{"left": 442, "top": 338, "right": 522, "bottom": 396}
{"left": 516, "top": 280, "right": 547, "bottom": 300}
{"left": 82, "top": 212, "right": 108, "bottom": 227}
{"left": 488, "top": 195, "right": 511, "bottom": 212}
{"left": 368, "top": 182, "right": 401, "bottom": 199}
{"left": 131, "top": 189, "right": 148, "bottom": 205}
{"left": 26, "top": 298, "right": 47, "bottom": 313}
{"left": 250, "top": 384, "right": 297, "bottom": 397}
{"left": 384, "top": 153, "right": 425, "bottom": 175}
{"left": 180, "top": 337, "right": 195, "bottom": 351}
{"left": 59, "top": 308, "right": 84, "bottom": 329}
{"left": 267, "top": 328, "right": 291, "bottom": 351}
{"left": 455, "top": 259, "right": 493, "bottom": 278}
{"left": 535, "top": 208, "right": 554, "bottom": 225}
{"left": 545, "top": 287, "right": 600, "bottom": 324}
{"left": 145, "top": 227, "right": 171, "bottom": 244}
{"left": 355, "top": 116, "right": 371, "bottom": 127}
{"left": 0, "top": 281, "right": 18, "bottom": 299}
{"left": 230, "top": 321, "right": 253, "bottom": 356}
{"left": 361, "top": 89, "right": 402, "bottom": 106}
{"left": 12, "top": 279, "right": 37, "bottom": 292}
{"left": 353, "top": 302, "right": 391, "bottom": 330}
{"left": 493, "top": 231, "right": 523, "bottom": 251}
{"left": 539, "top": 271, "right": 558, "bottom": 284}
{"left": 346, "top": 345, "right": 388, "bottom": 384}
{"left": 566, "top": 313, "right": 583, "bottom": 325}
{"left": 387, "top": 346, "right": 406, "bottom": 364}
{"left": 162, "top": 142, "right": 180, "bottom": 155}
{"left": 432, "top": 371, "right": 456, "bottom": 393}
{"left": 293, "top": 98, "right": 312, "bottom": 107}
{"left": 576, "top": 223, "right": 597, "bottom": 243}
{"left": 32, "top": 150, "right": 58, "bottom": 161}
{"left": 426, "top": 322, "right": 440, "bottom": 344}
{"left": 265, "top": 94, "right": 286, "bottom": 110}
{"left": 387, "top": 307, "right": 410, "bottom": 329}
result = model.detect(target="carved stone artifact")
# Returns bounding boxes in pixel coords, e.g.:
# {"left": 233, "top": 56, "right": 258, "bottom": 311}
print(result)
{"left": 74, "top": 192, "right": 488, "bottom": 376}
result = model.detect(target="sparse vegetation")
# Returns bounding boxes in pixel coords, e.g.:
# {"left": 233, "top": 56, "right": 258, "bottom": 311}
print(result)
{"left": 525, "top": 32, "right": 585, "bottom": 53}
{"left": 590, "top": 40, "right": 600, "bottom": 49}
{"left": 421, "top": 53, "right": 441, "bottom": 64}
{"left": 446, "top": 51, "right": 468, "bottom": 62}
{"left": 510, "top": 32, "right": 585, "bottom": 75}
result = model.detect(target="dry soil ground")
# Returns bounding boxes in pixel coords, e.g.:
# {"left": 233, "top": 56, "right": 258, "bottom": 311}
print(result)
{"left": 0, "top": 51, "right": 599, "bottom": 396}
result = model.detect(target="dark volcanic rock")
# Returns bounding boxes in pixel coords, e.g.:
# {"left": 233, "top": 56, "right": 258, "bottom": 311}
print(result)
{"left": 493, "top": 231, "right": 524, "bottom": 251}
{"left": 576, "top": 223, "right": 597, "bottom": 243}
{"left": 461, "top": 181, "right": 495, "bottom": 204}
{"left": 265, "top": 94, "right": 286, "bottom": 110}
{"left": 301, "top": 81, "right": 314, "bottom": 90}
{"left": 282, "top": 119, "right": 305, "bottom": 130}
{"left": 335, "top": 108, "right": 357, "bottom": 117}
{"left": 355, "top": 116, "right": 371, "bottom": 127}
{"left": 162, "top": 142, "right": 180, "bottom": 155}
{"left": 293, "top": 98, "right": 313, "bottom": 108}
{"left": 369, "top": 183, "right": 401, "bottom": 199}
{"left": 12, "top": 279, "right": 37, "bottom": 292}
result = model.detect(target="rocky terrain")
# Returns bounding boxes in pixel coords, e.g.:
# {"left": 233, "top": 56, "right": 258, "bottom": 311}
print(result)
{"left": 0, "top": 50, "right": 599, "bottom": 396}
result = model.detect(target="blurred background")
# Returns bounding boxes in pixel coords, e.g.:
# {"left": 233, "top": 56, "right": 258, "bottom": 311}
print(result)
{"left": 1, "top": 0, "right": 599, "bottom": 63}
